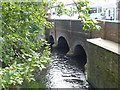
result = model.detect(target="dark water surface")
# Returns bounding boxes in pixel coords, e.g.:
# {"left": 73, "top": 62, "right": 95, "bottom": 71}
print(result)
{"left": 33, "top": 47, "right": 90, "bottom": 89}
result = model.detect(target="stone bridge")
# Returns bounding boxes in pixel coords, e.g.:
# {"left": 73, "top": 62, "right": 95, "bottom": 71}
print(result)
{"left": 46, "top": 19, "right": 92, "bottom": 64}
{"left": 45, "top": 19, "right": 120, "bottom": 88}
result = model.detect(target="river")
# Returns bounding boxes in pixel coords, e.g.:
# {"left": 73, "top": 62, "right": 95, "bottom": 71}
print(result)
{"left": 31, "top": 46, "right": 90, "bottom": 89}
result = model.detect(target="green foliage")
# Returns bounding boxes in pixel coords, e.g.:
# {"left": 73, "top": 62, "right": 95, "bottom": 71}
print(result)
{"left": 55, "top": 2, "right": 66, "bottom": 16}
{"left": 1, "top": 1, "right": 52, "bottom": 89}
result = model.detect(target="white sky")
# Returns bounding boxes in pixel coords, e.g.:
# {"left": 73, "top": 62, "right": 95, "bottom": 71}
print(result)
{"left": 58, "top": 0, "right": 117, "bottom": 7}
{"left": 58, "top": 0, "right": 73, "bottom": 4}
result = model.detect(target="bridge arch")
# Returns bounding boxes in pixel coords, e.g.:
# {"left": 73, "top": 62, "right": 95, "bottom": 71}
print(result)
{"left": 73, "top": 45, "right": 87, "bottom": 65}
{"left": 57, "top": 36, "right": 70, "bottom": 54}
{"left": 48, "top": 35, "right": 54, "bottom": 46}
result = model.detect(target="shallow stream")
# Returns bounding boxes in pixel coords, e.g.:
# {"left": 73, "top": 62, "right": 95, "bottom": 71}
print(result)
{"left": 33, "top": 47, "right": 90, "bottom": 89}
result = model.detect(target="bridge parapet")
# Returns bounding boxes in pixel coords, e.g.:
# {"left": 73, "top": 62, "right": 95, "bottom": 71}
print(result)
{"left": 90, "top": 20, "right": 120, "bottom": 43}
{"left": 47, "top": 19, "right": 120, "bottom": 44}
{"left": 47, "top": 19, "right": 91, "bottom": 39}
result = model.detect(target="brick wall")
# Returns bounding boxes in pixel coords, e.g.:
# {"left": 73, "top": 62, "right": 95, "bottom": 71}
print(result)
{"left": 91, "top": 20, "right": 120, "bottom": 43}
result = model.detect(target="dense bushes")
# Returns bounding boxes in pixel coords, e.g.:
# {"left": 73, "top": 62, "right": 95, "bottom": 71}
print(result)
{"left": 0, "top": 2, "right": 52, "bottom": 89}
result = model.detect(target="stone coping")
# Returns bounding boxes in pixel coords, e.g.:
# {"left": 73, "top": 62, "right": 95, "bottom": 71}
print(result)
{"left": 98, "top": 20, "right": 120, "bottom": 23}
{"left": 87, "top": 38, "right": 120, "bottom": 55}
{"left": 49, "top": 19, "right": 120, "bottom": 23}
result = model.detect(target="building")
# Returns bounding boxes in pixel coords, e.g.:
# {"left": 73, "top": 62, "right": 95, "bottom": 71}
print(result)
{"left": 89, "top": 0, "right": 114, "bottom": 20}
{"left": 116, "top": 0, "right": 120, "bottom": 20}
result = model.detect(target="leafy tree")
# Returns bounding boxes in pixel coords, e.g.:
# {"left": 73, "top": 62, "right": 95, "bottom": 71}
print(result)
{"left": 0, "top": 1, "right": 53, "bottom": 89}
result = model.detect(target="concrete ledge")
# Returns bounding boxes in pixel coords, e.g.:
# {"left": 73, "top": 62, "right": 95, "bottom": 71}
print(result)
{"left": 87, "top": 38, "right": 120, "bottom": 55}
{"left": 98, "top": 20, "right": 120, "bottom": 23}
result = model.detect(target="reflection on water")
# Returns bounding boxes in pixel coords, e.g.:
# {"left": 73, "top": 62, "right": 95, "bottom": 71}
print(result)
{"left": 34, "top": 47, "right": 90, "bottom": 88}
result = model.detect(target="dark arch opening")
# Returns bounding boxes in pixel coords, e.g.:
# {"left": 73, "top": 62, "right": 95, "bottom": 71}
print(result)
{"left": 48, "top": 35, "right": 54, "bottom": 47}
{"left": 57, "top": 37, "right": 70, "bottom": 54}
{"left": 73, "top": 45, "right": 87, "bottom": 65}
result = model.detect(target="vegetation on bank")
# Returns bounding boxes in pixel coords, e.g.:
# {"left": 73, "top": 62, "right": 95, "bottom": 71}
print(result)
{"left": 0, "top": 0, "right": 100, "bottom": 89}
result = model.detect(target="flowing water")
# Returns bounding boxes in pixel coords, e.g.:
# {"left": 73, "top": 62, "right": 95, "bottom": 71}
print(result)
{"left": 33, "top": 47, "right": 90, "bottom": 89}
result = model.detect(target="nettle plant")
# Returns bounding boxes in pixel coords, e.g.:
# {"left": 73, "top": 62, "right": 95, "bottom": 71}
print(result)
{"left": 0, "top": 0, "right": 100, "bottom": 89}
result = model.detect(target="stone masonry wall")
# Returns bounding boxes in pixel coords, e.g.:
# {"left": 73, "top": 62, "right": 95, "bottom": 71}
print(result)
{"left": 87, "top": 42, "right": 119, "bottom": 88}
